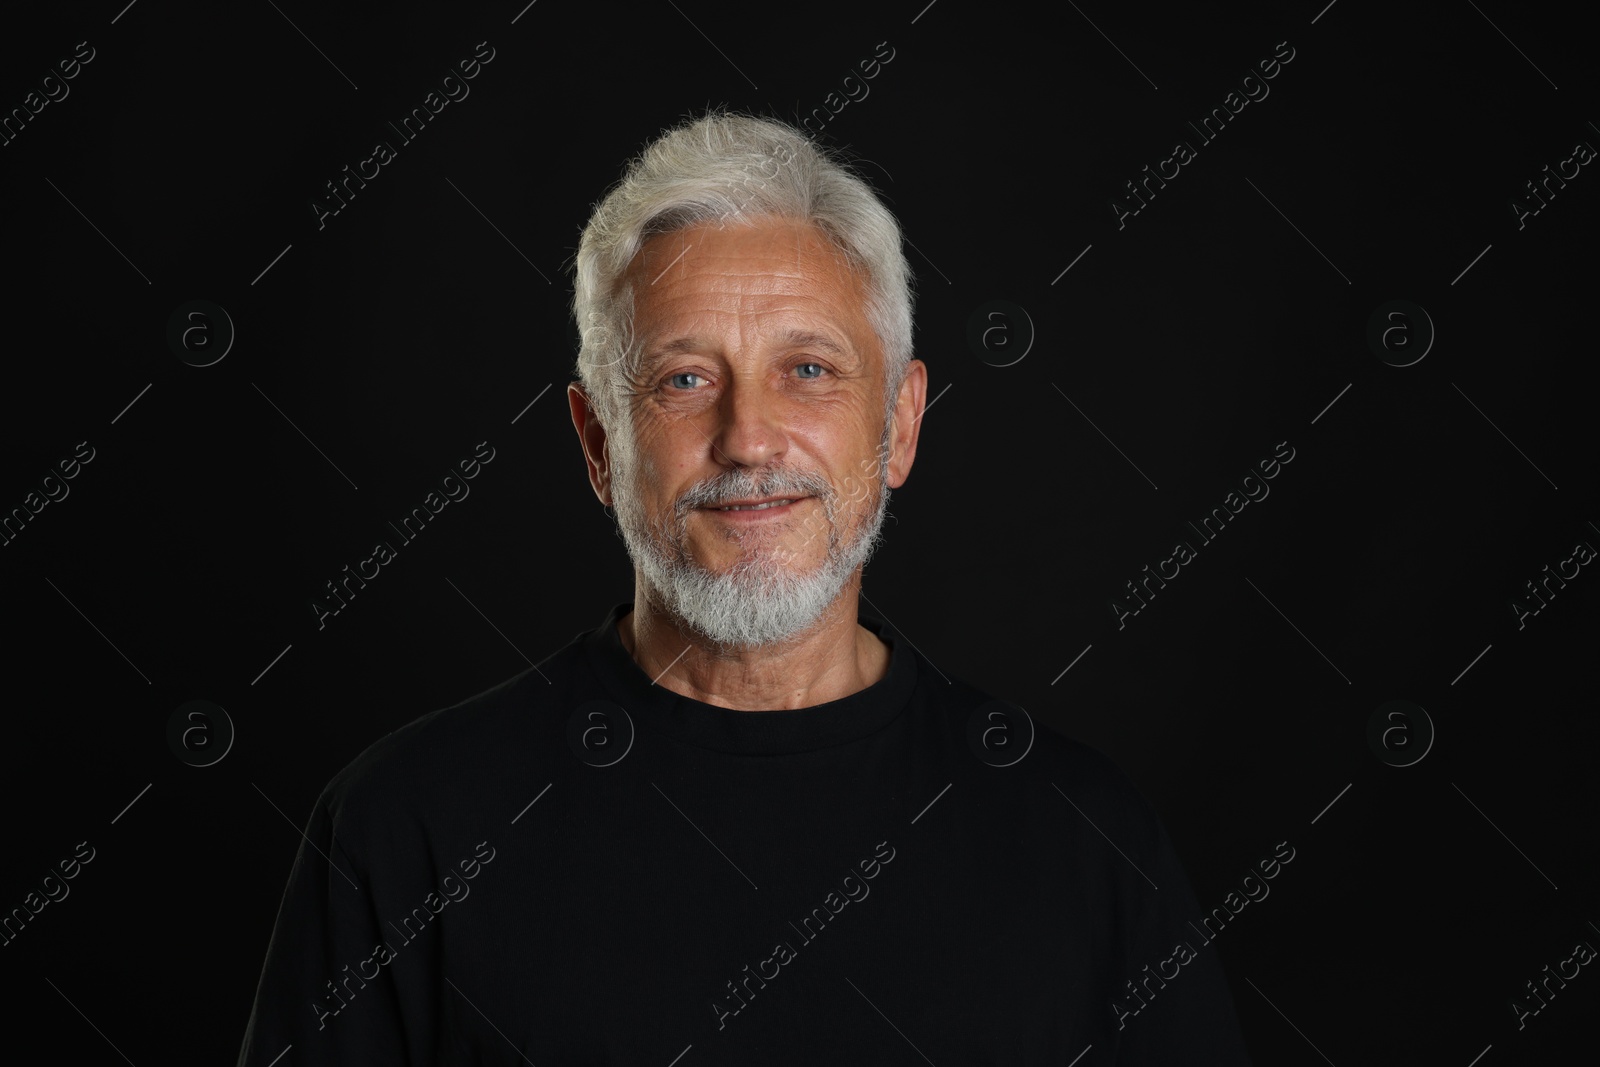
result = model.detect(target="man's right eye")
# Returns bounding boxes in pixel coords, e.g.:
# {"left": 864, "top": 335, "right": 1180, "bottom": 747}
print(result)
{"left": 666, "top": 372, "right": 705, "bottom": 390}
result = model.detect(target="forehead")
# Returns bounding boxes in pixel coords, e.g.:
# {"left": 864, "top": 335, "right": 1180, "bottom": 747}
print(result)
{"left": 624, "top": 216, "right": 876, "bottom": 355}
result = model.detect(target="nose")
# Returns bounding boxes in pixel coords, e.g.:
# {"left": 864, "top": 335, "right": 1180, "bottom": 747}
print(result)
{"left": 708, "top": 371, "right": 788, "bottom": 470}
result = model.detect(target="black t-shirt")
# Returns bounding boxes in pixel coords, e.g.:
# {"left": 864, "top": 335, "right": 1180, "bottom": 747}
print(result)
{"left": 236, "top": 602, "right": 1252, "bottom": 1065}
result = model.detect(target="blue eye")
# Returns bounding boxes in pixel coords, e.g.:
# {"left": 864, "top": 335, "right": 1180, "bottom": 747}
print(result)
{"left": 794, "top": 362, "right": 825, "bottom": 379}
{"left": 667, "top": 372, "right": 704, "bottom": 389}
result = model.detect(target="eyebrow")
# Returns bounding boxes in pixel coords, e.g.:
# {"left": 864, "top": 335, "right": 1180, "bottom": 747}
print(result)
{"left": 778, "top": 330, "right": 848, "bottom": 358}
{"left": 640, "top": 329, "right": 851, "bottom": 371}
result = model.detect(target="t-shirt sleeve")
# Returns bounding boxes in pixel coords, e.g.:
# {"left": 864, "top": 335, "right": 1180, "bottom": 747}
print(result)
{"left": 234, "top": 790, "right": 413, "bottom": 1067}
{"left": 1110, "top": 796, "right": 1254, "bottom": 1065}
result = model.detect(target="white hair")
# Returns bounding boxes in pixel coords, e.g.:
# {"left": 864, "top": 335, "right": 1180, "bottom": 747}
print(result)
{"left": 570, "top": 109, "right": 915, "bottom": 429}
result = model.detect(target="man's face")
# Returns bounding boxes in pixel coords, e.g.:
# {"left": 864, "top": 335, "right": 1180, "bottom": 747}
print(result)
{"left": 570, "top": 216, "right": 922, "bottom": 649}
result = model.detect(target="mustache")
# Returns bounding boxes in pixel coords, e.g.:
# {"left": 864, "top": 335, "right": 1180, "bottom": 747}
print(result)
{"left": 675, "top": 468, "right": 835, "bottom": 514}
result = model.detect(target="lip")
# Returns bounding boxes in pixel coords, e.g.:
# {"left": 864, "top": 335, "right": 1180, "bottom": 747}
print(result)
{"left": 697, "top": 496, "right": 809, "bottom": 520}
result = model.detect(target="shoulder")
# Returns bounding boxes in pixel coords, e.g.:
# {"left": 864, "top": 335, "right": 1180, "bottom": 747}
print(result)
{"left": 1033, "top": 727, "right": 1155, "bottom": 811}
{"left": 923, "top": 665, "right": 1141, "bottom": 778}
{"left": 923, "top": 666, "right": 1165, "bottom": 832}
{"left": 316, "top": 640, "right": 585, "bottom": 846}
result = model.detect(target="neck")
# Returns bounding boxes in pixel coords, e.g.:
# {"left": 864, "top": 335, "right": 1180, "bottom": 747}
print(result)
{"left": 618, "top": 574, "right": 890, "bottom": 710}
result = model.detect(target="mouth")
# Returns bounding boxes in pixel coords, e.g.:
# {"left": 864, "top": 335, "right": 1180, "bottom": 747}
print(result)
{"left": 698, "top": 496, "right": 809, "bottom": 517}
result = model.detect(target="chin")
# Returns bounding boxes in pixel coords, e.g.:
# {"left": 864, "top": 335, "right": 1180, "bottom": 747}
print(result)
{"left": 691, "top": 524, "right": 830, "bottom": 566}
{"left": 641, "top": 546, "right": 855, "bottom": 650}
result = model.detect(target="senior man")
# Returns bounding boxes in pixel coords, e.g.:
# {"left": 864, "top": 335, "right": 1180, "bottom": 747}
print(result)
{"left": 237, "top": 111, "right": 1252, "bottom": 1065}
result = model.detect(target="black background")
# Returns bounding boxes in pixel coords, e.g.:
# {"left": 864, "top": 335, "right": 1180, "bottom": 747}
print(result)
{"left": 1, "top": 0, "right": 1594, "bottom": 1063}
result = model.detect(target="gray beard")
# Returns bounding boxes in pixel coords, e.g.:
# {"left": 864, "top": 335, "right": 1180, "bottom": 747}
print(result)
{"left": 608, "top": 430, "right": 892, "bottom": 651}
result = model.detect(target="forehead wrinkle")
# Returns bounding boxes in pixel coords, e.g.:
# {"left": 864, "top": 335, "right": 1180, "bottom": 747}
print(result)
{"left": 648, "top": 225, "right": 835, "bottom": 284}
{"left": 628, "top": 219, "right": 853, "bottom": 304}
{"left": 628, "top": 220, "right": 875, "bottom": 376}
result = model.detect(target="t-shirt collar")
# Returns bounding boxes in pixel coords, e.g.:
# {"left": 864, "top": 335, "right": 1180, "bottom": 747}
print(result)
{"left": 582, "top": 601, "right": 917, "bottom": 755}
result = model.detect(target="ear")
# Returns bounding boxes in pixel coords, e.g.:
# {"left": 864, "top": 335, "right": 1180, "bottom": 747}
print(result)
{"left": 885, "top": 359, "right": 927, "bottom": 489}
{"left": 568, "top": 383, "right": 613, "bottom": 506}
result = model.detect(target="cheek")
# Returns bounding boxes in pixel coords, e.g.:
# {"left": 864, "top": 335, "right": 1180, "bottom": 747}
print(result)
{"left": 799, "top": 397, "right": 877, "bottom": 452}
{"left": 626, "top": 418, "right": 705, "bottom": 504}
{"left": 617, "top": 419, "right": 668, "bottom": 474}
{"left": 800, "top": 416, "right": 880, "bottom": 497}
{"left": 633, "top": 407, "right": 701, "bottom": 453}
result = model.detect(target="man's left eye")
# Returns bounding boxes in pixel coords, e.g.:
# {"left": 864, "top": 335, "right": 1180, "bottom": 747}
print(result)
{"left": 794, "top": 362, "right": 826, "bottom": 379}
